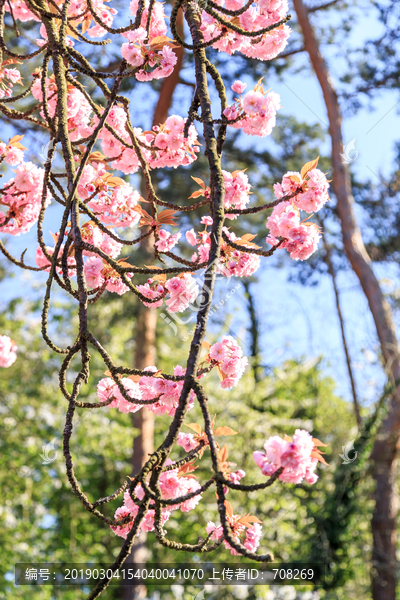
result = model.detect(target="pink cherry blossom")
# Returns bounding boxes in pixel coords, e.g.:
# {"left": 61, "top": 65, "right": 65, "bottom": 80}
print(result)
{"left": 121, "top": 43, "right": 145, "bottom": 67}
{"left": 136, "top": 281, "right": 165, "bottom": 308}
{"left": 208, "top": 336, "right": 248, "bottom": 388}
{"left": 284, "top": 223, "right": 321, "bottom": 261}
{"left": 35, "top": 245, "right": 76, "bottom": 276}
{"left": 155, "top": 229, "right": 181, "bottom": 252}
{"left": 0, "top": 162, "right": 50, "bottom": 236}
{"left": 254, "top": 429, "right": 324, "bottom": 484}
{"left": 244, "top": 523, "right": 262, "bottom": 552}
{"left": 231, "top": 80, "right": 247, "bottom": 94}
{"left": 84, "top": 257, "right": 104, "bottom": 288}
{"left": 2, "top": 145, "right": 24, "bottom": 166}
{"left": 227, "top": 84, "right": 281, "bottom": 137}
{"left": 294, "top": 168, "right": 330, "bottom": 213}
{"left": 242, "top": 90, "right": 265, "bottom": 114}
{"left": 177, "top": 432, "right": 198, "bottom": 452}
{"left": 206, "top": 521, "right": 223, "bottom": 541}
{"left": 186, "top": 228, "right": 198, "bottom": 246}
{"left": 165, "top": 274, "right": 199, "bottom": 313}
{"left": 229, "top": 469, "right": 246, "bottom": 485}
{"left": 223, "top": 170, "right": 251, "bottom": 212}
{"left": 0, "top": 335, "right": 17, "bottom": 368}
{"left": 266, "top": 201, "right": 300, "bottom": 238}
{"left": 97, "top": 376, "right": 142, "bottom": 413}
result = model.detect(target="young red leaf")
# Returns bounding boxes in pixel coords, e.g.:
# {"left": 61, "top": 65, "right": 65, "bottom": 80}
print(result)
{"left": 218, "top": 445, "right": 229, "bottom": 463}
{"left": 185, "top": 423, "right": 203, "bottom": 435}
{"left": 157, "top": 209, "right": 178, "bottom": 225}
{"left": 117, "top": 261, "right": 133, "bottom": 268}
{"left": 127, "top": 375, "right": 141, "bottom": 382}
{"left": 300, "top": 157, "right": 319, "bottom": 180}
{"left": 81, "top": 17, "right": 92, "bottom": 34}
{"left": 189, "top": 190, "right": 205, "bottom": 199}
{"left": 11, "top": 142, "right": 27, "bottom": 150}
{"left": 191, "top": 176, "right": 206, "bottom": 188}
{"left": 104, "top": 176, "right": 126, "bottom": 187}
{"left": 225, "top": 501, "right": 233, "bottom": 518}
{"left": 310, "top": 450, "right": 328, "bottom": 465}
{"left": 8, "top": 135, "right": 24, "bottom": 145}
{"left": 243, "top": 515, "right": 263, "bottom": 524}
{"left": 288, "top": 174, "right": 301, "bottom": 183}
{"left": 215, "top": 365, "right": 225, "bottom": 381}
{"left": 2, "top": 59, "right": 23, "bottom": 66}
{"left": 49, "top": 231, "right": 58, "bottom": 245}
{"left": 312, "top": 438, "right": 329, "bottom": 447}
{"left": 213, "top": 426, "right": 239, "bottom": 436}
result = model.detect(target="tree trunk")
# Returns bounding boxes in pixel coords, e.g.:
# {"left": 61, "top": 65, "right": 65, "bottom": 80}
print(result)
{"left": 121, "top": 299, "right": 157, "bottom": 600}
{"left": 121, "top": 6, "right": 185, "bottom": 599}
{"left": 291, "top": 1, "right": 400, "bottom": 597}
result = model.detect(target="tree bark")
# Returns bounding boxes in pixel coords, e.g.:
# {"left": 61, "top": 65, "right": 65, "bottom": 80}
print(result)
{"left": 121, "top": 6, "right": 185, "bottom": 599}
{"left": 291, "top": 1, "right": 400, "bottom": 598}
{"left": 121, "top": 299, "right": 157, "bottom": 600}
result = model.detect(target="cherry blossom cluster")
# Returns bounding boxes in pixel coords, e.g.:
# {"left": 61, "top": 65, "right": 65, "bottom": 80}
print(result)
{"left": 129, "top": 0, "right": 169, "bottom": 39}
{"left": 121, "top": 27, "right": 178, "bottom": 82}
{"left": 223, "top": 169, "right": 251, "bottom": 213}
{"left": 253, "top": 429, "right": 328, "bottom": 484}
{"left": 83, "top": 256, "right": 132, "bottom": 294}
{"left": 189, "top": 170, "right": 251, "bottom": 216}
{"left": 201, "top": 0, "right": 291, "bottom": 60}
{"left": 97, "top": 365, "right": 197, "bottom": 417}
{"left": 187, "top": 218, "right": 260, "bottom": 277}
{"left": 32, "top": 75, "right": 93, "bottom": 141}
{"left": 224, "top": 80, "right": 281, "bottom": 137}
{"left": 0, "top": 60, "right": 22, "bottom": 99}
{"left": 0, "top": 135, "right": 26, "bottom": 166}
{"left": 6, "top": 0, "right": 291, "bottom": 63}
{"left": 34, "top": 220, "right": 131, "bottom": 290}
{"left": 266, "top": 163, "right": 330, "bottom": 260}
{"left": 0, "top": 162, "right": 49, "bottom": 236}
{"left": 205, "top": 336, "right": 249, "bottom": 389}
{"left": 274, "top": 167, "right": 330, "bottom": 212}
{"left": 86, "top": 182, "right": 141, "bottom": 229}
{"left": 155, "top": 228, "right": 181, "bottom": 252}
{"left": 0, "top": 335, "right": 17, "bottom": 368}
{"left": 96, "top": 338, "right": 249, "bottom": 417}
{"left": 112, "top": 461, "right": 202, "bottom": 539}
{"left": 207, "top": 503, "right": 263, "bottom": 556}
{"left": 97, "top": 107, "right": 200, "bottom": 174}
{"left": 136, "top": 273, "right": 200, "bottom": 312}
{"left": 35, "top": 243, "right": 76, "bottom": 276}
{"left": 6, "top": 0, "right": 118, "bottom": 38}
{"left": 80, "top": 221, "right": 122, "bottom": 258}
{"left": 33, "top": 80, "right": 199, "bottom": 174}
